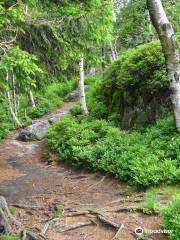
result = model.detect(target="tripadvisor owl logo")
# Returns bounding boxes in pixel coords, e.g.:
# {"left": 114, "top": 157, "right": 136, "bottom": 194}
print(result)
{"left": 135, "top": 226, "right": 144, "bottom": 236}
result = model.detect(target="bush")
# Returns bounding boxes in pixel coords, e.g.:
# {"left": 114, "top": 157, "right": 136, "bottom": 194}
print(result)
{"left": 0, "top": 104, "right": 14, "bottom": 139}
{"left": 161, "top": 196, "right": 180, "bottom": 240}
{"left": 28, "top": 78, "right": 77, "bottom": 119}
{"left": 46, "top": 116, "right": 180, "bottom": 188}
{"left": 70, "top": 76, "right": 108, "bottom": 119}
{"left": 99, "top": 40, "right": 175, "bottom": 128}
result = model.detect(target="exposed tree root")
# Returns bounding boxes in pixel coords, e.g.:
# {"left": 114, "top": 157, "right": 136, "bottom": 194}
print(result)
{"left": 0, "top": 196, "right": 21, "bottom": 233}
{"left": 104, "top": 206, "right": 145, "bottom": 213}
{"left": 59, "top": 221, "right": 94, "bottom": 232}
{"left": 87, "top": 176, "right": 106, "bottom": 190}
{"left": 22, "top": 230, "right": 45, "bottom": 240}
{"left": 41, "top": 218, "right": 63, "bottom": 235}
{"left": 95, "top": 214, "right": 121, "bottom": 229}
{"left": 111, "top": 224, "right": 124, "bottom": 240}
{"left": 11, "top": 203, "right": 44, "bottom": 210}
{"left": 64, "top": 210, "right": 90, "bottom": 217}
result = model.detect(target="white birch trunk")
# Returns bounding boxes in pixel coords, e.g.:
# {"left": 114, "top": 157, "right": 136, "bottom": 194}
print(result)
{"left": 12, "top": 73, "right": 17, "bottom": 116}
{"left": 111, "top": 45, "right": 117, "bottom": 61}
{"left": 79, "top": 57, "right": 89, "bottom": 115}
{"left": 147, "top": 0, "right": 180, "bottom": 128}
{"left": 29, "top": 90, "right": 36, "bottom": 108}
{"left": 6, "top": 72, "right": 22, "bottom": 127}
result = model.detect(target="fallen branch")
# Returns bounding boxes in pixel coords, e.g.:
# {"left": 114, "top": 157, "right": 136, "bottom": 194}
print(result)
{"left": 87, "top": 176, "right": 106, "bottom": 190}
{"left": 59, "top": 221, "right": 94, "bottom": 232}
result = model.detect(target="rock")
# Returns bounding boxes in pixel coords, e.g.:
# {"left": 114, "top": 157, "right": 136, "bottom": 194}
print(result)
{"left": 17, "top": 120, "right": 50, "bottom": 141}
{"left": 65, "top": 86, "right": 88, "bottom": 101}
{"left": 65, "top": 88, "right": 79, "bottom": 101}
{"left": 47, "top": 112, "right": 67, "bottom": 124}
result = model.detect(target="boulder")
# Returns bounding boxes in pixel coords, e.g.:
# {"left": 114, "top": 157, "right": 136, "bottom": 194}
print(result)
{"left": 47, "top": 112, "right": 67, "bottom": 124}
{"left": 65, "top": 86, "right": 88, "bottom": 101}
{"left": 17, "top": 120, "right": 50, "bottom": 141}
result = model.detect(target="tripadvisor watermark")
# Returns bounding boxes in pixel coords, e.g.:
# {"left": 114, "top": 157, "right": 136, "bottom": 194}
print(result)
{"left": 135, "top": 226, "right": 172, "bottom": 236}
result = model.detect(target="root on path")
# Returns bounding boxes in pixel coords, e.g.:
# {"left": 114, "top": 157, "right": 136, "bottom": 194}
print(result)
{"left": 0, "top": 196, "right": 20, "bottom": 233}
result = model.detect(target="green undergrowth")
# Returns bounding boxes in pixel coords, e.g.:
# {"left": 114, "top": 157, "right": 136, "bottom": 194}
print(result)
{"left": 0, "top": 77, "right": 78, "bottom": 139}
{"left": 45, "top": 115, "right": 180, "bottom": 188}
{"left": 141, "top": 185, "right": 180, "bottom": 210}
{"left": 0, "top": 235, "right": 20, "bottom": 240}
{"left": 161, "top": 195, "right": 180, "bottom": 240}
{"left": 24, "top": 77, "right": 78, "bottom": 119}
{"left": 140, "top": 186, "right": 180, "bottom": 239}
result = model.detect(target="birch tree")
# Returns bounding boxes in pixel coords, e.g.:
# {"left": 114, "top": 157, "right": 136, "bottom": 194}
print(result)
{"left": 79, "top": 57, "right": 88, "bottom": 115}
{"left": 147, "top": 0, "right": 180, "bottom": 128}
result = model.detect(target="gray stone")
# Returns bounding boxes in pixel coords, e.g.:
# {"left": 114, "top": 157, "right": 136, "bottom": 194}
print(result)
{"left": 48, "top": 112, "right": 67, "bottom": 124}
{"left": 65, "top": 88, "right": 79, "bottom": 101}
{"left": 17, "top": 120, "right": 50, "bottom": 141}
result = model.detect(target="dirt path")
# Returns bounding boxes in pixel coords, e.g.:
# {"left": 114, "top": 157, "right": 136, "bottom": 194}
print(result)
{"left": 0, "top": 102, "right": 167, "bottom": 240}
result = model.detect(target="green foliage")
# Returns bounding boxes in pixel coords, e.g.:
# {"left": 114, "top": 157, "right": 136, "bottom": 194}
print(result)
{"left": 9, "top": 207, "right": 16, "bottom": 216}
{"left": 86, "top": 77, "right": 108, "bottom": 119}
{"left": 98, "top": 39, "right": 175, "bottom": 128}
{"left": 161, "top": 195, "right": 180, "bottom": 240}
{"left": 104, "top": 40, "right": 168, "bottom": 96}
{"left": 70, "top": 76, "right": 108, "bottom": 118}
{"left": 0, "top": 102, "right": 14, "bottom": 139}
{"left": 115, "top": 0, "right": 180, "bottom": 50}
{"left": 46, "top": 116, "right": 180, "bottom": 188}
{"left": 0, "top": 46, "right": 42, "bottom": 93}
{"left": 0, "top": 77, "right": 77, "bottom": 138}
{"left": 141, "top": 185, "right": 180, "bottom": 211}
{"left": 0, "top": 235, "right": 19, "bottom": 240}
{"left": 27, "top": 78, "right": 77, "bottom": 119}
{"left": 115, "top": 0, "right": 153, "bottom": 49}
{"left": 52, "top": 204, "right": 64, "bottom": 218}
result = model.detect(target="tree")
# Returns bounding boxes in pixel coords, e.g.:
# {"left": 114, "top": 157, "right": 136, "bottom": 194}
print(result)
{"left": 0, "top": 47, "right": 42, "bottom": 126}
{"left": 79, "top": 56, "right": 88, "bottom": 115}
{"left": 147, "top": 0, "right": 180, "bottom": 128}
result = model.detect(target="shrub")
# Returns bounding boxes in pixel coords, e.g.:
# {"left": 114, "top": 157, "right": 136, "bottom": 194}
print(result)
{"left": 161, "top": 196, "right": 180, "bottom": 240}
{"left": 27, "top": 77, "right": 78, "bottom": 119}
{"left": 0, "top": 104, "right": 14, "bottom": 139}
{"left": 46, "top": 116, "right": 180, "bottom": 188}
{"left": 99, "top": 40, "right": 175, "bottom": 128}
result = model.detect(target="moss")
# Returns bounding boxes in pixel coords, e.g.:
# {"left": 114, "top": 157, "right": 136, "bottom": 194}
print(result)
{"left": 100, "top": 40, "right": 176, "bottom": 129}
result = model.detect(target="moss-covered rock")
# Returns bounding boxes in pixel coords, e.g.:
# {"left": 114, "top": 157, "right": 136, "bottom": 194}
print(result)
{"left": 102, "top": 40, "right": 174, "bottom": 129}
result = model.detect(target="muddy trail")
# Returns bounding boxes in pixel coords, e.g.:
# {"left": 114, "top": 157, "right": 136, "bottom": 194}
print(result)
{"left": 0, "top": 102, "right": 167, "bottom": 240}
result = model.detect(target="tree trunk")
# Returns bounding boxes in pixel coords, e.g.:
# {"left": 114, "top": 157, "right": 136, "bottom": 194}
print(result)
{"left": 12, "top": 72, "right": 17, "bottom": 116}
{"left": 29, "top": 90, "right": 36, "bottom": 108}
{"left": 6, "top": 72, "right": 22, "bottom": 127}
{"left": 79, "top": 57, "right": 89, "bottom": 115}
{"left": 147, "top": 0, "right": 180, "bottom": 128}
{"left": 0, "top": 196, "right": 20, "bottom": 233}
{"left": 111, "top": 44, "right": 117, "bottom": 61}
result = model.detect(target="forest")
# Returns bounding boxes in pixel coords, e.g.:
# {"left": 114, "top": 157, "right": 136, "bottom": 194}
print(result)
{"left": 0, "top": 0, "right": 180, "bottom": 240}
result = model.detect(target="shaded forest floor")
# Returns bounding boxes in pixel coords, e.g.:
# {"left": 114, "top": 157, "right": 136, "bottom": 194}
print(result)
{"left": 0, "top": 102, "right": 167, "bottom": 240}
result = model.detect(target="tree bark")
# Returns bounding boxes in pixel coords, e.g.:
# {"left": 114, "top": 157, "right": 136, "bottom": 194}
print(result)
{"left": 0, "top": 196, "right": 20, "bottom": 233}
{"left": 6, "top": 72, "right": 22, "bottom": 127}
{"left": 147, "top": 0, "right": 180, "bottom": 128}
{"left": 12, "top": 72, "right": 17, "bottom": 116}
{"left": 29, "top": 90, "right": 36, "bottom": 108}
{"left": 79, "top": 57, "right": 89, "bottom": 115}
{"left": 111, "top": 44, "right": 117, "bottom": 61}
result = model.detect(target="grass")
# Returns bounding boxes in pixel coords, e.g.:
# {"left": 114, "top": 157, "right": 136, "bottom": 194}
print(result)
{"left": 140, "top": 185, "right": 180, "bottom": 211}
